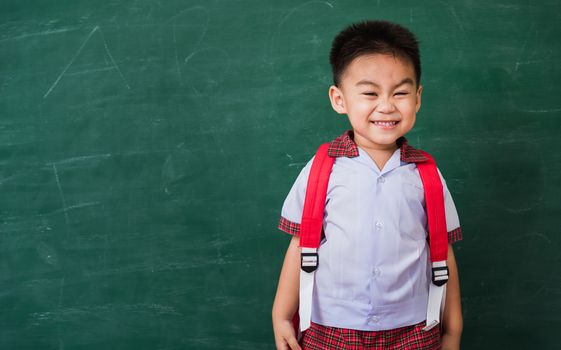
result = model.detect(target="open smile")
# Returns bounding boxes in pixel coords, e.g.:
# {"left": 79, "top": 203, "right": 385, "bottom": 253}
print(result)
{"left": 371, "top": 120, "right": 400, "bottom": 129}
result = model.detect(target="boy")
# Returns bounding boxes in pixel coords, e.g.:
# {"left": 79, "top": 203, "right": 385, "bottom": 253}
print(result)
{"left": 272, "top": 21, "right": 463, "bottom": 349}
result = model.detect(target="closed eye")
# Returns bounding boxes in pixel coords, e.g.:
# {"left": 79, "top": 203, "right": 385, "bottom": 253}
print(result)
{"left": 395, "top": 92, "right": 409, "bottom": 96}
{"left": 362, "top": 92, "right": 378, "bottom": 96}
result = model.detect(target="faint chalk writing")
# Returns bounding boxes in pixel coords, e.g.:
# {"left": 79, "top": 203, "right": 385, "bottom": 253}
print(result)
{"left": 43, "top": 26, "right": 130, "bottom": 99}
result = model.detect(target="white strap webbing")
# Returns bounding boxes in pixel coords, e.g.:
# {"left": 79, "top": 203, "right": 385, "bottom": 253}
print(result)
{"left": 423, "top": 261, "right": 448, "bottom": 331}
{"left": 299, "top": 248, "right": 316, "bottom": 332}
{"left": 423, "top": 283, "right": 446, "bottom": 331}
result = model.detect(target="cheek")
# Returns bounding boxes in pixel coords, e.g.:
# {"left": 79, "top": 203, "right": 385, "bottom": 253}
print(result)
{"left": 398, "top": 100, "right": 418, "bottom": 114}
{"left": 352, "top": 100, "right": 375, "bottom": 113}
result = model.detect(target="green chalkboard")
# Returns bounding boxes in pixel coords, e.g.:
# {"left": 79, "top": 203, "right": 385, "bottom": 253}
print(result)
{"left": 1, "top": 0, "right": 560, "bottom": 349}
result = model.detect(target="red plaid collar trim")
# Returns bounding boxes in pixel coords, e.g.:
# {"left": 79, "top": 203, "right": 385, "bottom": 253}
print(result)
{"left": 327, "top": 130, "right": 429, "bottom": 163}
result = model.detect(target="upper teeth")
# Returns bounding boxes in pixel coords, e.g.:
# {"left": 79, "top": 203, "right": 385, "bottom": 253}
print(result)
{"left": 374, "top": 121, "right": 397, "bottom": 126}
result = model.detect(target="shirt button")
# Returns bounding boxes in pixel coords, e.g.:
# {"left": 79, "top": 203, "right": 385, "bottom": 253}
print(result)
{"left": 378, "top": 176, "right": 385, "bottom": 183}
{"left": 373, "top": 267, "right": 381, "bottom": 277}
{"left": 375, "top": 221, "right": 383, "bottom": 230}
{"left": 370, "top": 315, "right": 380, "bottom": 323}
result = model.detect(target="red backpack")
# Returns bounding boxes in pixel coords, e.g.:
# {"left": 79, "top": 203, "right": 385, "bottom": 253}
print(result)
{"left": 294, "top": 142, "right": 449, "bottom": 335}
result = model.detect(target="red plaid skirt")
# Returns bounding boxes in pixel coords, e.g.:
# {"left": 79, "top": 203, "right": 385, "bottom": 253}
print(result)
{"left": 301, "top": 321, "right": 441, "bottom": 350}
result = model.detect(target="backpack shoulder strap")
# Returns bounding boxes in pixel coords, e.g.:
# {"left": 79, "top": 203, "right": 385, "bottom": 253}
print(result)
{"left": 417, "top": 150, "right": 451, "bottom": 331}
{"left": 296, "top": 143, "right": 335, "bottom": 333}
{"left": 299, "top": 143, "right": 335, "bottom": 251}
{"left": 416, "top": 150, "right": 449, "bottom": 285}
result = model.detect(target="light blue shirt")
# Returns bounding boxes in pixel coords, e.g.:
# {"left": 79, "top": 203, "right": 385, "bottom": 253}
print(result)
{"left": 279, "top": 134, "right": 461, "bottom": 331}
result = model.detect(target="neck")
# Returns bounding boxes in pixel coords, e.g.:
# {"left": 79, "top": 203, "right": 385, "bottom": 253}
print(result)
{"left": 352, "top": 134, "right": 398, "bottom": 171}
{"left": 365, "top": 147, "right": 396, "bottom": 171}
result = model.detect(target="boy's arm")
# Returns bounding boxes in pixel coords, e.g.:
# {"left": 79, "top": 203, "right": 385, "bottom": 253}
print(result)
{"left": 441, "top": 244, "right": 463, "bottom": 350}
{"left": 272, "top": 235, "right": 302, "bottom": 350}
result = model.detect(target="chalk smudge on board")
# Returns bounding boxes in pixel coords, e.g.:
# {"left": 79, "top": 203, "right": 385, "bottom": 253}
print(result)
{"left": 43, "top": 26, "right": 130, "bottom": 99}
{"left": 52, "top": 164, "right": 70, "bottom": 229}
{"left": 43, "top": 26, "right": 100, "bottom": 99}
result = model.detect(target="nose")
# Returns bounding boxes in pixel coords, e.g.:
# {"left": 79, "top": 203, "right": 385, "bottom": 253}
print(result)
{"left": 376, "top": 96, "right": 395, "bottom": 113}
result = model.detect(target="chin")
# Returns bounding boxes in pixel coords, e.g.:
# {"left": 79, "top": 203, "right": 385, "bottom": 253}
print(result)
{"left": 368, "top": 134, "right": 401, "bottom": 145}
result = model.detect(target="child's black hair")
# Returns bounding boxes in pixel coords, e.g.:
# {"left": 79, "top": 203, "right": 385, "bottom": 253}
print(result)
{"left": 329, "top": 20, "right": 421, "bottom": 87}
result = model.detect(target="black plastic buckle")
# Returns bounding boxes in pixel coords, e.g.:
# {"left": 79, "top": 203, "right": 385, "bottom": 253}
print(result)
{"left": 432, "top": 266, "right": 449, "bottom": 286}
{"left": 301, "top": 252, "right": 318, "bottom": 273}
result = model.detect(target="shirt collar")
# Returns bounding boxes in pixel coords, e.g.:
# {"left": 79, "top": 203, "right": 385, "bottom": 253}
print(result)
{"left": 327, "top": 130, "right": 429, "bottom": 163}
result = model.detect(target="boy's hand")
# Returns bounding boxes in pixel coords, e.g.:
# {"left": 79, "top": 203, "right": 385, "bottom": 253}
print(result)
{"left": 272, "top": 236, "right": 302, "bottom": 349}
{"left": 273, "top": 319, "right": 301, "bottom": 350}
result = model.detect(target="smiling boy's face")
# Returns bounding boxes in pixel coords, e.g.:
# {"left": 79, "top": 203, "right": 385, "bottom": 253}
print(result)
{"left": 328, "top": 53, "right": 422, "bottom": 153}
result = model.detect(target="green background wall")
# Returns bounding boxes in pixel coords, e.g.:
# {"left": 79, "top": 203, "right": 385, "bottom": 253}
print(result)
{"left": 1, "top": 0, "right": 560, "bottom": 348}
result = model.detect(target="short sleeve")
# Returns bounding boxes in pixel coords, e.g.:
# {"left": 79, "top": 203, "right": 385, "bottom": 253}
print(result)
{"left": 278, "top": 157, "right": 315, "bottom": 235}
{"left": 438, "top": 168, "right": 463, "bottom": 244}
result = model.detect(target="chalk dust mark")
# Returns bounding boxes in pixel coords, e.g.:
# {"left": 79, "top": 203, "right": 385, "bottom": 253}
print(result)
{"left": 166, "top": 6, "right": 209, "bottom": 49}
{"left": 514, "top": 107, "right": 561, "bottom": 114}
{"left": 505, "top": 207, "right": 532, "bottom": 214}
{"left": 58, "top": 332, "right": 64, "bottom": 350}
{"left": 167, "top": 6, "right": 209, "bottom": 82}
{"left": 58, "top": 277, "right": 65, "bottom": 307}
{"left": 183, "top": 47, "right": 232, "bottom": 72}
{"left": 190, "top": 86, "right": 202, "bottom": 97}
{"left": 278, "top": 1, "right": 334, "bottom": 28}
{"left": 173, "top": 25, "right": 182, "bottom": 81}
{"left": 513, "top": 59, "right": 548, "bottom": 68}
{"left": 182, "top": 47, "right": 232, "bottom": 95}
{"left": 514, "top": 23, "right": 535, "bottom": 72}
{"left": 98, "top": 27, "right": 131, "bottom": 90}
{"left": 52, "top": 164, "right": 70, "bottom": 228}
{"left": 102, "top": 50, "right": 110, "bottom": 65}
{"left": 448, "top": 5, "right": 465, "bottom": 33}
{"left": 65, "top": 66, "right": 116, "bottom": 76}
{"left": 183, "top": 47, "right": 226, "bottom": 65}
{"left": 47, "top": 202, "right": 101, "bottom": 216}
{"left": 47, "top": 153, "right": 111, "bottom": 166}
{"left": 0, "top": 173, "right": 26, "bottom": 185}
{"left": 165, "top": 6, "right": 209, "bottom": 29}
{"left": 43, "top": 26, "right": 100, "bottom": 99}
{"left": 0, "top": 27, "right": 81, "bottom": 43}
{"left": 43, "top": 25, "right": 130, "bottom": 98}
{"left": 269, "top": 1, "right": 333, "bottom": 63}
{"left": 57, "top": 277, "right": 66, "bottom": 350}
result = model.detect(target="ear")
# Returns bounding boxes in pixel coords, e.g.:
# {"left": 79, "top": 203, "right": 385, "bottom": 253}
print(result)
{"left": 329, "top": 85, "right": 347, "bottom": 114}
{"left": 415, "top": 84, "right": 423, "bottom": 113}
